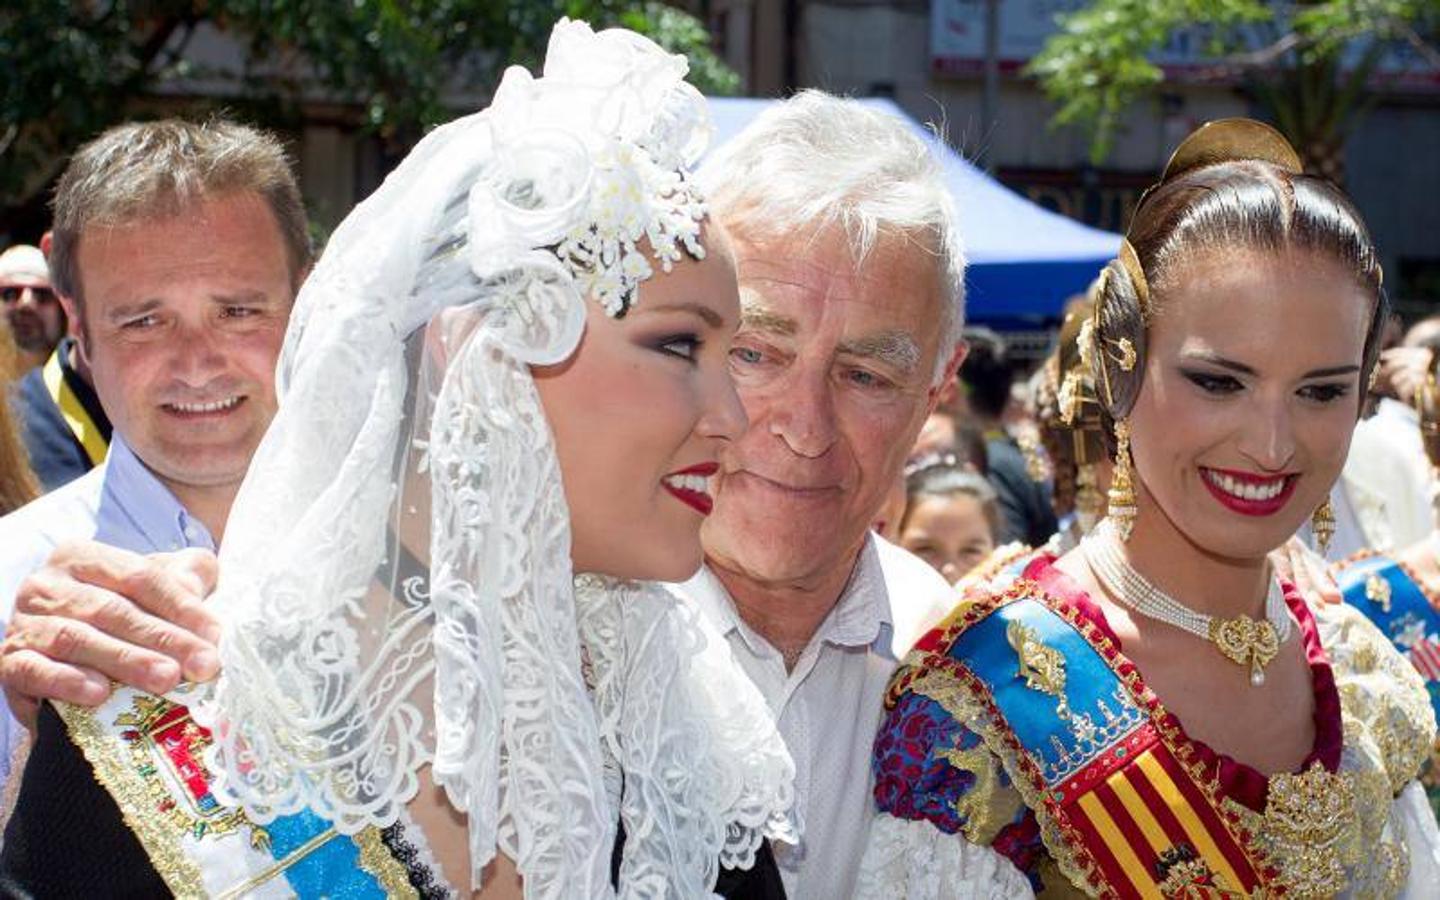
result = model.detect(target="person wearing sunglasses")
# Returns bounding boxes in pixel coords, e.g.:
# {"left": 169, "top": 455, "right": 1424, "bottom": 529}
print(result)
{"left": 6, "top": 240, "right": 111, "bottom": 491}
{"left": 0, "top": 245, "right": 63, "bottom": 373}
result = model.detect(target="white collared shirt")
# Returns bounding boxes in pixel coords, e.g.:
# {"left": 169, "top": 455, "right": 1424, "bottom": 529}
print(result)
{"left": 673, "top": 534, "right": 955, "bottom": 900}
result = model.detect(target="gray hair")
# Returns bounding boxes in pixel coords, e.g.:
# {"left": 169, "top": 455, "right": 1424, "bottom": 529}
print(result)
{"left": 699, "top": 90, "right": 966, "bottom": 385}
{"left": 50, "top": 117, "right": 311, "bottom": 310}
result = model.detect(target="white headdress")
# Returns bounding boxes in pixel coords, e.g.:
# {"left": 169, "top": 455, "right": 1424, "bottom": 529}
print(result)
{"left": 193, "top": 20, "right": 793, "bottom": 897}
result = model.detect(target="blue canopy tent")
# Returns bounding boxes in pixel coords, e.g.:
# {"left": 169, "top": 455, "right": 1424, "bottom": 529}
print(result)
{"left": 704, "top": 97, "right": 1121, "bottom": 325}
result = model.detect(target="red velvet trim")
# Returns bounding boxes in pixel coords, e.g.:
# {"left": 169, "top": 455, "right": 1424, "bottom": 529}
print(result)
{"left": 1022, "top": 554, "right": 1344, "bottom": 813}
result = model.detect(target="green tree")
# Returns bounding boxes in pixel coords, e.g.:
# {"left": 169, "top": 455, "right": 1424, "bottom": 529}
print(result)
{"left": 0, "top": 1, "right": 738, "bottom": 238}
{"left": 1027, "top": 0, "right": 1440, "bottom": 180}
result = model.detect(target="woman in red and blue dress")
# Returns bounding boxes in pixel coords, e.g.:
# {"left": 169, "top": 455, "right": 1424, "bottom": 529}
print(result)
{"left": 859, "top": 119, "right": 1440, "bottom": 899}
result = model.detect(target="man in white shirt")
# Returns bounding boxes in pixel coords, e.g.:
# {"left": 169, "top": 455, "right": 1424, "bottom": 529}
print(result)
{"left": 673, "top": 91, "right": 968, "bottom": 898}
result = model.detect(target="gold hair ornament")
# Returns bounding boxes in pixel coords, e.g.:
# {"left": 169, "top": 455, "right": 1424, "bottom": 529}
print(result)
{"left": 1159, "top": 117, "right": 1303, "bottom": 182}
{"left": 1109, "top": 118, "right": 1307, "bottom": 339}
{"left": 1111, "top": 338, "right": 1136, "bottom": 373}
{"left": 1107, "top": 418, "right": 1138, "bottom": 540}
{"left": 1117, "top": 240, "right": 1150, "bottom": 315}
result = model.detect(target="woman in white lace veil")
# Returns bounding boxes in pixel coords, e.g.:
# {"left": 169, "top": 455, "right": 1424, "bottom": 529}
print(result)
{"left": 188, "top": 19, "right": 795, "bottom": 898}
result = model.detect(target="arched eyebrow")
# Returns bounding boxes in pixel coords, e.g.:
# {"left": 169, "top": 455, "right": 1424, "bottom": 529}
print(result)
{"left": 1181, "top": 349, "right": 1359, "bottom": 379}
{"left": 646, "top": 301, "right": 725, "bottom": 329}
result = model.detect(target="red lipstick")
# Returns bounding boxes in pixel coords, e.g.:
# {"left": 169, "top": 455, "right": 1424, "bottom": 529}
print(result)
{"left": 1200, "top": 466, "right": 1298, "bottom": 517}
{"left": 663, "top": 462, "right": 718, "bottom": 516}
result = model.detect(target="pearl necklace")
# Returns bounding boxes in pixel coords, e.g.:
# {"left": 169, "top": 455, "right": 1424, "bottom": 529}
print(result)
{"left": 1082, "top": 519, "right": 1292, "bottom": 686}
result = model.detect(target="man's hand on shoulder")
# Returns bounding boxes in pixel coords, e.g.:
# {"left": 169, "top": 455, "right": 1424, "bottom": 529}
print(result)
{"left": 1, "top": 542, "right": 222, "bottom": 726}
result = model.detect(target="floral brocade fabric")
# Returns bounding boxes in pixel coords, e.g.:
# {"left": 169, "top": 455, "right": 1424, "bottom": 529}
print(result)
{"left": 871, "top": 555, "right": 1437, "bottom": 898}
{"left": 1334, "top": 552, "right": 1440, "bottom": 820}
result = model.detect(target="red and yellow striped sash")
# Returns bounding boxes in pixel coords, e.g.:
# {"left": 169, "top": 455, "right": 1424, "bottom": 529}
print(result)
{"left": 1061, "top": 733, "right": 1259, "bottom": 898}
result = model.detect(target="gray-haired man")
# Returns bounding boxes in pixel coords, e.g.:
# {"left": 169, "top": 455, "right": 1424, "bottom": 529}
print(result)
{"left": 672, "top": 91, "right": 968, "bottom": 898}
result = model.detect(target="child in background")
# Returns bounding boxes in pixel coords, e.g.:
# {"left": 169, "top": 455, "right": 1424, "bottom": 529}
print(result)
{"left": 898, "top": 457, "right": 1000, "bottom": 584}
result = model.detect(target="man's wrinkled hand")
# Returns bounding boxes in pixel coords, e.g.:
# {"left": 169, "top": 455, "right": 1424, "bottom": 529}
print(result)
{"left": 1, "top": 542, "right": 222, "bottom": 727}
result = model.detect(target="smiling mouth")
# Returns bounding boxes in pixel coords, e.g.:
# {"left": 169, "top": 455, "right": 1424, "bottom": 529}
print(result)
{"left": 736, "top": 470, "right": 841, "bottom": 498}
{"left": 162, "top": 396, "right": 244, "bottom": 417}
{"left": 662, "top": 463, "right": 717, "bottom": 516}
{"left": 1199, "top": 466, "right": 1297, "bottom": 516}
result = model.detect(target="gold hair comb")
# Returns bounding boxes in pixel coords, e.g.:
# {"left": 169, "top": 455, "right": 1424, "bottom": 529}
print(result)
{"left": 1160, "top": 117, "right": 1303, "bottom": 182}
{"left": 1111, "top": 118, "right": 1305, "bottom": 324}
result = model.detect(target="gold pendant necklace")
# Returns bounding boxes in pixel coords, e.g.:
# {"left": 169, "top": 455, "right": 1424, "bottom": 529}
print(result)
{"left": 1083, "top": 519, "right": 1291, "bottom": 685}
{"left": 1207, "top": 615, "right": 1282, "bottom": 686}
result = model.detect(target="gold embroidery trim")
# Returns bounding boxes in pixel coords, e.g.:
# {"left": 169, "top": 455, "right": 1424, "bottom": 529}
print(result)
{"left": 1260, "top": 762, "right": 1362, "bottom": 899}
{"left": 114, "top": 694, "right": 249, "bottom": 840}
{"left": 357, "top": 826, "right": 421, "bottom": 899}
{"left": 1364, "top": 573, "right": 1393, "bottom": 613}
{"left": 1007, "top": 619, "right": 1071, "bottom": 720}
{"left": 908, "top": 582, "right": 1270, "bottom": 897}
{"left": 913, "top": 573, "right": 1429, "bottom": 898}
{"left": 54, "top": 700, "right": 207, "bottom": 897}
{"left": 900, "top": 643, "right": 1109, "bottom": 896}
{"left": 935, "top": 739, "right": 1026, "bottom": 846}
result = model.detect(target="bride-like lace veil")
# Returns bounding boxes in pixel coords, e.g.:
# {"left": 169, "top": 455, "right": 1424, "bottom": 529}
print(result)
{"left": 191, "top": 20, "right": 794, "bottom": 898}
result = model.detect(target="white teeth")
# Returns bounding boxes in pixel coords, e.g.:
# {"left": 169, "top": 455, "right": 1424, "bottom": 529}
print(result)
{"left": 664, "top": 473, "right": 711, "bottom": 494}
{"left": 169, "top": 397, "right": 240, "bottom": 414}
{"left": 1207, "top": 470, "right": 1284, "bottom": 501}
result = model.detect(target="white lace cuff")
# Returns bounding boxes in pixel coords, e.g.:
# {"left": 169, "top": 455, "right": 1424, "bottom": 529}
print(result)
{"left": 854, "top": 814, "right": 1035, "bottom": 899}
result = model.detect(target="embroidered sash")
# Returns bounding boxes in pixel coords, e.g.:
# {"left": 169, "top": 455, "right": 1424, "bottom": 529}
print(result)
{"left": 911, "top": 592, "right": 1268, "bottom": 899}
{"left": 57, "top": 682, "right": 425, "bottom": 898}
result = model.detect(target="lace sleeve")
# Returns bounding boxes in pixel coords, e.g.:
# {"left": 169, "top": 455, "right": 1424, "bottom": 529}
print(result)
{"left": 1394, "top": 780, "right": 1440, "bottom": 899}
{"left": 854, "top": 815, "right": 1035, "bottom": 899}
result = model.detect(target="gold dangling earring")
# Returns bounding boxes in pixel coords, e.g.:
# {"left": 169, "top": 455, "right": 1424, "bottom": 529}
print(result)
{"left": 1107, "top": 418, "right": 1138, "bottom": 541}
{"left": 1312, "top": 497, "right": 1336, "bottom": 556}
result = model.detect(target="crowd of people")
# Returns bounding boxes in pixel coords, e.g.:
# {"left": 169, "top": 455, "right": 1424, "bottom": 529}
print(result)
{"left": 0, "top": 17, "right": 1435, "bottom": 899}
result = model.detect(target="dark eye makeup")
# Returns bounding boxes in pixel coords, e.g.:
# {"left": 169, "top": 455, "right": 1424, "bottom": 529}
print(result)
{"left": 652, "top": 332, "right": 702, "bottom": 361}
{"left": 1180, "top": 369, "right": 1244, "bottom": 395}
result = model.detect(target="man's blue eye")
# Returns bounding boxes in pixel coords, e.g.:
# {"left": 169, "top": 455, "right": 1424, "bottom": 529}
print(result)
{"left": 845, "top": 368, "right": 891, "bottom": 390}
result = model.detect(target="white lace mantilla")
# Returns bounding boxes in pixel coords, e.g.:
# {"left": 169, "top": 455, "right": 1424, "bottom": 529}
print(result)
{"left": 577, "top": 576, "right": 797, "bottom": 896}
{"left": 189, "top": 18, "right": 794, "bottom": 899}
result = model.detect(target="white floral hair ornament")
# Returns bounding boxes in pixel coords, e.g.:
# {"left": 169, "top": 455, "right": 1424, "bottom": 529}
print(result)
{"left": 467, "top": 23, "right": 710, "bottom": 319}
